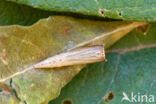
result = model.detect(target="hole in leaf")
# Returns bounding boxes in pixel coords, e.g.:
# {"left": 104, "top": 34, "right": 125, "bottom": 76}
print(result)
{"left": 108, "top": 92, "right": 114, "bottom": 100}
{"left": 118, "top": 12, "right": 122, "bottom": 16}
{"left": 104, "top": 92, "right": 114, "bottom": 102}
{"left": 62, "top": 99, "right": 72, "bottom": 104}
{"left": 99, "top": 9, "right": 104, "bottom": 15}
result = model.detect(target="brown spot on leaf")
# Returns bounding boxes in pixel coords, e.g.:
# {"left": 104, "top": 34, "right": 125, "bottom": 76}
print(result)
{"left": 2, "top": 86, "right": 12, "bottom": 95}
{"left": 64, "top": 26, "right": 71, "bottom": 36}
{"left": 104, "top": 58, "right": 107, "bottom": 62}
{"left": 136, "top": 23, "right": 149, "bottom": 35}
{"left": 104, "top": 92, "right": 114, "bottom": 102}
{"left": 62, "top": 99, "right": 72, "bottom": 104}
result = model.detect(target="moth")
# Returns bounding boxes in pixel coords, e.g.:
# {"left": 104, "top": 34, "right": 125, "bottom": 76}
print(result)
{"left": 34, "top": 45, "right": 106, "bottom": 69}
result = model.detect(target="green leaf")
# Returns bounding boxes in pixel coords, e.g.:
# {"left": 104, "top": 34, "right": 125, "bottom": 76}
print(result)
{"left": 0, "top": 16, "right": 145, "bottom": 104}
{"left": 51, "top": 23, "right": 156, "bottom": 104}
{"left": 0, "top": 0, "right": 53, "bottom": 26}
{"left": 7, "top": 0, "right": 156, "bottom": 22}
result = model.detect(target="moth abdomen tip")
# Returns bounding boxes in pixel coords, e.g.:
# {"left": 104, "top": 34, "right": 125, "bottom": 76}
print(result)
{"left": 34, "top": 64, "right": 40, "bottom": 69}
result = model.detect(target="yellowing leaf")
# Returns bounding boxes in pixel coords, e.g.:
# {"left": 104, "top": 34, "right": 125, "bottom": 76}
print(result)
{"left": 0, "top": 16, "right": 146, "bottom": 104}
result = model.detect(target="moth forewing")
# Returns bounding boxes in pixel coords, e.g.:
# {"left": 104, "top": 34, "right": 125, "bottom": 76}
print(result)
{"left": 34, "top": 45, "right": 105, "bottom": 69}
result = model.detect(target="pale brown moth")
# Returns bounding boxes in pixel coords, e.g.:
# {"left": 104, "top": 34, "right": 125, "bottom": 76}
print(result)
{"left": 34, "top": 45, "right": 106, "bottom": 69}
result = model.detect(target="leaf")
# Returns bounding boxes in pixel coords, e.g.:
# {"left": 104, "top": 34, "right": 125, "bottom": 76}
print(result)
{"left": 7, "top": 0, "right": 156, "bottom": 22}
{"left": 0, "top": 16, "right": 146, "bottom": 104}
{"left": 0, "top": 0, "right": 53, "bottom": 26}
{"left": 51, "top": 23, "right": 156, "bottom": 104}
